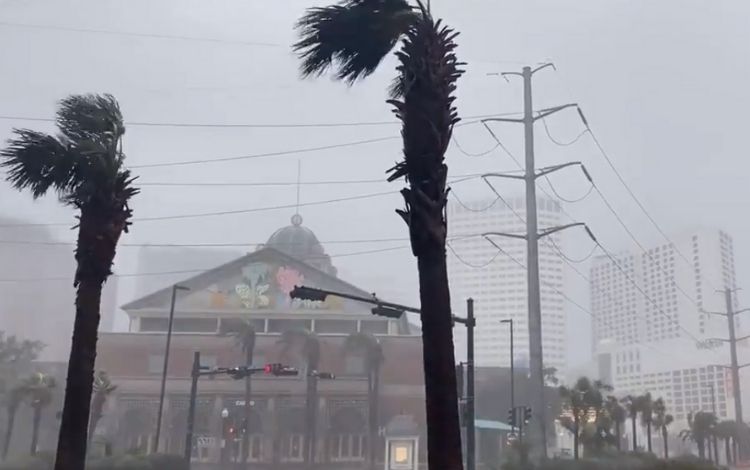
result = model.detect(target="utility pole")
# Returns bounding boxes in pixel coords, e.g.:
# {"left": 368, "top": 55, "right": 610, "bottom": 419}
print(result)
{"left": 482, "top": 64, "right": 581, "bottom": 457}
{"left": 501, "top": 319, "right": 515, "bottom": 431}
{"left": 466, "top": 298, "right": 475, "bottom": 470}
{"left": 155, "top": 284, "right": 189, "bottom": 453}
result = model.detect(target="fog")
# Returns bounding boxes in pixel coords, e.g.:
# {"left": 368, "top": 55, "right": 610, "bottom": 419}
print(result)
{"left": 3, "top": 0, "right": 748, "bottom": 368}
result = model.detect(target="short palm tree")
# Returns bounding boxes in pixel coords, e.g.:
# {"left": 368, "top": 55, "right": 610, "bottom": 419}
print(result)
{"left": 231, "top": 320, "right": 256, "bottom": 466}
{"left": 344, "top": 333, "right": 384, "bottom": 470}
{"left": 2, "top": 384, "right": 26, "bottom": 460}
{"left": 558, "top": 377, "right": 610, "bottom": 459}
{"left": 279, "top": 329, "right": 321, "bottom": 469}
{"left": 1, "top": 94, "right": 138, "bottom": 470}
{"left": 639, "top": 393, "right": 654, "bottom": 453}
{"left": 294, "top": 2, "right": 464, "bottom": 468}
{"left": 715, "top": 420, "right": 738, "bottom": 465}
{"left": 652, "top": 397, "right": 673, "bottom": 459}
{"left": 605, "top": 396, "right": 626, "bottom": 451}
{"left": 621, "top": 395, "right": 641, "bottom": 452}
{"left": 87, "top": 371, "right": 117, "bottom": 445}
{"left": 680, "top": 411, "right": 717, "bottom": 460}
{"left": 23, "top": 373, "right": 56, "bottom": 456}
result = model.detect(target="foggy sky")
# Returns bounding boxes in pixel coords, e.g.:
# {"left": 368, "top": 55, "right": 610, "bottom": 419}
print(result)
{"left": 1, "top": 0, "right": 749, "bottom": 368}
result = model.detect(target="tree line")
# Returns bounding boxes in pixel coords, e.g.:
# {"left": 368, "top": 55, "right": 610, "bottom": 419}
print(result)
{"left": 558, "top": 376, "right": 744, "bottom": 465}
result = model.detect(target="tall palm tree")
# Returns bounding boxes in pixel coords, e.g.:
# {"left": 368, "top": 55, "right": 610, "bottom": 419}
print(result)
{"left": 87, "top": 371, "right": 117, "bottom": 446}
{"left": 2, "top": 384, "right": 25, "bottom": 460}
{"left": 294, "top": 3, "right": 464, "bottom": 468}
{"left": 652, "top": 398, "right": 673, "bottom": 459}
{"left": 680, "top": 411, "right": 717, "bottom": 460}
{"left": 558, "top": 377, "right": 610, "bottom": 459}
{"left": 639, "top": 393, "right": 654, "bottom": 453}
{"left": 344, "top": 333, "right": 384, "bottom": 470}
{"left": 23, "top": 373, "right": 56, "bottom": 455}
{"left": 621, "top": 395, "right": 640, "bottom": 452}
{"left": 1, "top": 94, "right": 138, "bottom": 470}
{"left": 279, "top": 329, "right": 320, "bottom": 469}
{"left": 604, "top": 396, "right": 626, "bottom": 451}
{"left": 232, "top": 320, "right": 256, "bottom": 467}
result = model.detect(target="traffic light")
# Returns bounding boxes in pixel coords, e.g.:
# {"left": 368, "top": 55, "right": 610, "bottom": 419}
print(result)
{"left": 507, "top": 407, "right": 517, "bottom": 427}
{"left": 316, "top": 372, "right": 336, "bottom": 380}
{"left": 290, "top": 286, "right": 328, "bottom": 302}
{"left": 264, "top": 363, "right": 298, "bottom": 376}
{"left": 524, "top": 406, "right": 532, "bottom": 423}
{"left": 371, "top": 305, "right": 404, "bottom": 319}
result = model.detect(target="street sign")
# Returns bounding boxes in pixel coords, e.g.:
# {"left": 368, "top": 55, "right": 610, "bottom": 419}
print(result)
{"left": 196, "top": 437, "right": 215, "bottom": 447}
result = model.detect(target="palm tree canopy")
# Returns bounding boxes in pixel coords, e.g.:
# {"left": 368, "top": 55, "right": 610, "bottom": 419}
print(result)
{"left": 92, "top": 371, "right": 117, "bottom": 395}
{"left": 294, "top": 0, "right": 419, "bottom": 83}
{"left": 22, "top": 373, "right": 56, "bottom": 409}
{"left": 621, "top": 395, "right": 640, "bottom": 418}
{"left": 1, "top": 94, "right": 138, "bottom": 210}
{"left": 279, "top": 329, "right": 320, "bottom": 368}
{"left": 343, "top": 332, "right": 383, "bottom": 369}
{"left": 682, "top": 411, "right": 718, "bottom": 443}
{"left": 230, "top": 320, "right": 257, "bottom": 357}
{"left": 605, "top": 396, "right": 626, "bottom": 424}
{"left": 639, "top": 392, "right": 654, "bottom": 426}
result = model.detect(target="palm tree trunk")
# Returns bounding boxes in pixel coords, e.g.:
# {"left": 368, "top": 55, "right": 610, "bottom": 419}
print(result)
{"left": 416, "top": 253, "right": 464, "bottom": 470}
{"left": 304, "top": 369, "right": 318, "bottom": 469}
{"left": 662, "top": 428, "right": 669, "bottom": 459}
{"left": 242, "top": 348, "right": 253, "bottom": 467}
{"left": 713, "top": 435, "right": 719, "bottom": 464}
{"left": 725, "top": 438, "right": 731, "bottom": 464}
{"left": 55, "top": 208, "right": 125, "bottom": 470}
{"left": 368, "top": 369, "right": 380, "bottom": 470}
{"left": 646, "top": 422, "right": 652, "bottom": 453}
{"left": 573, "top": 421, "right": 579, "bottom": 460}
{"left": 700, "top": 438, "right": 707, "bottom": 460}
{"left": 631, "top": 416, "right": 637, "bottom": 451}
{"left": 87, "top": 395, "right": 104, "bottom": 446}
{"left": 30, "top": 407, "right": 41, "bottom": 456}
{"left": 55, "top": 278, "right": 103, "bottom": 470}
{"left": 3, "top": 406, "right": 17, "bottom": 460}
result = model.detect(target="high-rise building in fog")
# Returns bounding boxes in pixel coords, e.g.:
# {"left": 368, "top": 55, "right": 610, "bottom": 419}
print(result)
{"left": 447, "top": 196, "right": 567, "bottom": 373}
{"left": 591, "top": 229, "right": 741, "bottom": 424}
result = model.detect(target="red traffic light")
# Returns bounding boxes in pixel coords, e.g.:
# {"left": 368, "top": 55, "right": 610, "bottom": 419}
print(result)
{"left": 263, "top": 363, "right": 298, "bottom": 376}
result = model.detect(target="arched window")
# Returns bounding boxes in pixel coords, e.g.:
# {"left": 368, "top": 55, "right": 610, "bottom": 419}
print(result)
{"left": 278, "top": 407, "right": 305, "bottom": 462}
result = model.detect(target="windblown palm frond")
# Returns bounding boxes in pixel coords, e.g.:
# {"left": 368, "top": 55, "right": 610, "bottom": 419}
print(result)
{"left": 343, "top": 332, "right": 383, "bottom": 368}
{"left": 1, "top": 94, "right": 139, "bottom": 210}
{"left": 279, "top": 329, "right": 320, "bottom": 368}
{"left": 294, "top": 0, "right": 419, "bottom": 83}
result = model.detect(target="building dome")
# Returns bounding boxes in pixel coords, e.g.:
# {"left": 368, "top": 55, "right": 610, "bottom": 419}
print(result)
{"left": 265, "top": 214, "right": 337, "bottom": 276}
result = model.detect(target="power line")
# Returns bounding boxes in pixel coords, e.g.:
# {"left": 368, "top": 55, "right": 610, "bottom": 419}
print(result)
{"left": 0, "top": 244, "right": 411, "bottom": 283}
{"left": 137, "top": 172, "right": 485, "bottom": 188}
{"left": 0, "top": 112, "right": 522, "bottom": 129}
{"left": 451, "top": 135, "right": 499, "bottom": 158}
{"left": 538, "top": 114, "right": 589, "bottom": 147}
{"left": 449, "top": 190, "right": 501, "bottom": 213}
{"left": 542, "top": 174, "right": 594, "bottom": 204}
{"left": 0, "top": 21, "right": 286, "bottom": 48}
{"left": 0, "top": 236, "right": 410, "bottom": 248}
{"left": 0, "top": 175, "right": 478, "bottom": 228}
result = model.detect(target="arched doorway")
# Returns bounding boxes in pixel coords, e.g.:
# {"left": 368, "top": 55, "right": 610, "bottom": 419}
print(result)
{"left": 328, "top": 407, "right": 367, "bottom": 462}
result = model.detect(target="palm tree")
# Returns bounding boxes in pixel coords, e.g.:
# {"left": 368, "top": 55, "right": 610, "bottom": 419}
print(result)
{"left": 1, "top": 94, "right": 138, "bottom": 470}
{"left": 604, "top": 396, "right": 626, "bottom": 451}
{"left": 231, "top": 320, "right": 256, "bottom": 467}
{"left": 344, "top": 333, "right": 384, "bottom": 470}
{"left": 23, "top": 373, "right": 56, "bottom": 455}
{"left": 558, "top": 377, "right": 610, "bottom": 459}
{"left": 652, "top": 398, "right": 673, "bottom": 459}
{"left": 2, "top": 384, "right": 25, "bottom": 460}
{"left": 87, "top": 371, "right": 117, "bottom": 446}
{"left": 294, "top": 3, "right": 464, "bottom": 468}
{"left": 680, "top": 411, "right": 717, "bottom": 460}
{"left": 621, "top": 395, "right": 641, "bottom": 451}
{"left": 279, "top": 329, "right": 320, "bottom": 469}
{"left": 639, "top": 393, "right": 654, "bottom": 453}
{"left": 715, "top": 420, "right": 737, "bottom": 465}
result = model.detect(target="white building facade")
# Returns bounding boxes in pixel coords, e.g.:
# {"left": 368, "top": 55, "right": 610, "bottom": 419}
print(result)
{"left": 591, "top": 229, "right": 742, "bottom": 425}
{"left": 447, "top": 197, "right": 567, "bottom": 373}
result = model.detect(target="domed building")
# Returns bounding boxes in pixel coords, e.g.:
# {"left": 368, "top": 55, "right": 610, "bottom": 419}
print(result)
{"left": 263, "top": 214, "right": 336, "bottom": 277}
{"left": 95, "top": 216, "right": 428, "bottom": 470}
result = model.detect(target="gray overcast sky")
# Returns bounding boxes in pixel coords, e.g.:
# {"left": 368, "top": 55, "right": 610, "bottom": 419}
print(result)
{"left": 1, "top": 0, "right": 749, "bottom": 368}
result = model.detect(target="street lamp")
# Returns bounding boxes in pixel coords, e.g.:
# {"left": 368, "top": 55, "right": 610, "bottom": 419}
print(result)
{"left": 154, "top": 284, "right": 190, "bottom": 452}
{"left": 500, "top": 319, "right": 515, "bottom": 431}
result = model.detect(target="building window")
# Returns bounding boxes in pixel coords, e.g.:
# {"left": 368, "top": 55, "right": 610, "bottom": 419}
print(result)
{"left": 140, "top": 317, "right": 168, "bottom": 332}
{"left": 268, "top": 319, "right": 312, "bottom": 333}
{"left": 330, "top": 434, "right": 366, "bottom": 461}
{"left": 220, "top": 318, "right": 265, "bottom": 334}
{"left": 281, "top": 434, "right": 304, "bottom": 462}
{"left": 173, "top": 318, "right": 218, "bottom": 333}
{"left": 238, "top": 434, "right": 262, "bottom": 462}
{"left": 315, "top": 319, "right": 357, "bottom": 334}
{"left": 360, "top": 320, "right": 389, "bottom": 335}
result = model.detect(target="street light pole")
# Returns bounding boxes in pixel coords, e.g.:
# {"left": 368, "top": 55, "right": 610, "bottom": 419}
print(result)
{"left": 501, "top": 319, "right": 515, "bottom": 430}
{"left": 155, "top": 284, "right": 189, "bottom": 453}
{"left": 466, "top": 299, "right": 475, "bottom": 470}
{"left": 184, "top": 351, "right": 200, "bottom": 465}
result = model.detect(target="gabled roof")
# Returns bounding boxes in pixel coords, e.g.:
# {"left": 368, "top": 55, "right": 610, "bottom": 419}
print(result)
{"left": 121, "top": 246, "right": 372, "bottom": 312}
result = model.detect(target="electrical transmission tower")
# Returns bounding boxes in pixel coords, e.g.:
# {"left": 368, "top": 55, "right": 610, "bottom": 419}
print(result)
{"left": 481, "top": 63, "right": 588, "bottom": 458}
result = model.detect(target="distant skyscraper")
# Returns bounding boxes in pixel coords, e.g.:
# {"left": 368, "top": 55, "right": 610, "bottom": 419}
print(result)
{"left": 447, "top": 196, "right": 567, "bottom": 373}
{"left": 590, "top": 229, "right": 740, "bottom": 424}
